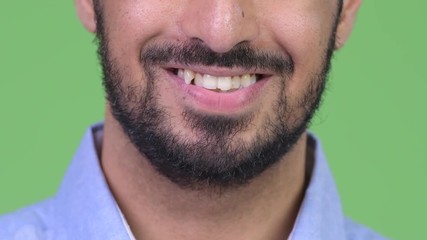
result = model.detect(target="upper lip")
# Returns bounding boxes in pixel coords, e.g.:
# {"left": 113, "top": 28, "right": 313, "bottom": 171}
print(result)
{"left": 163, "top": 64, "right": 274, "bottom": 77}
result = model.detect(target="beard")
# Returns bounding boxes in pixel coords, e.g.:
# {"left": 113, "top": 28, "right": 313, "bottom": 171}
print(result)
{"left": 94, "top": 2, "right": 340, "bottom": 189}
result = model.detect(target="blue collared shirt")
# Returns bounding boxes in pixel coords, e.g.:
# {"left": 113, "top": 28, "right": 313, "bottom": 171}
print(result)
{"left": 0, "top": 124, "right": 387, "bottom": 239}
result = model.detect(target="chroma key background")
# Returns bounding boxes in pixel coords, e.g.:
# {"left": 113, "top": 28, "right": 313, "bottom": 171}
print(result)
{"left": 0, "top": 1, "right": 426, "bottom": 239}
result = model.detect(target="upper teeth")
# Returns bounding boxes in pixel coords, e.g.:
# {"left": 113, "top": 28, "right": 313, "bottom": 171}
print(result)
{"left": 177, "top": 69, "right": 257, "bottom": 91}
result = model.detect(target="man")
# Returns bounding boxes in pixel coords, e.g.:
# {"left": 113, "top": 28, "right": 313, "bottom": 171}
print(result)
{"left": 0, "top": 0, "right": 387, "bottom": 239}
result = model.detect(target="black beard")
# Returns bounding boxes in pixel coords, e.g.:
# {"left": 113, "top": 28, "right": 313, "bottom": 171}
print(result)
{"left": 94, "top": 1, "right": 340, "bottom": 190}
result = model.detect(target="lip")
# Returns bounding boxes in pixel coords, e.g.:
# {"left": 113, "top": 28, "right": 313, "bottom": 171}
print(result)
{"left": 163, "top": 68, "right": 271, "bottom": 114}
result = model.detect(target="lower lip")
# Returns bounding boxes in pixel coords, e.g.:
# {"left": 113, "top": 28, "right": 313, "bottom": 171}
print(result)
{"left": 165, "top": 70, "right": 269, "bottom": 114}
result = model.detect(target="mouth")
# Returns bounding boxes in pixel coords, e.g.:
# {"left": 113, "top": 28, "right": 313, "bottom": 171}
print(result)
{"left": 168, "top": 68, "right": 268, "bottom": 92}
{"left": 163, "top": 67, "right": 272, "bottom": 113}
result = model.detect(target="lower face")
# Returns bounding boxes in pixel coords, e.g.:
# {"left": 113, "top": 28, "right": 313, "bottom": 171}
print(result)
{"left": 95, "top": 0, "right": 340, "bottom": 189}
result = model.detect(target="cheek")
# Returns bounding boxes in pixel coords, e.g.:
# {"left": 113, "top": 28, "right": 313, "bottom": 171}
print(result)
{"left": 262, "top": 2, "right": 336, "bottom": 98}
{"left": 267, "top": 6, "right": 334, "bottom": 66}
{"left": 101, "top": 0, "right": 178, "bottom": 80}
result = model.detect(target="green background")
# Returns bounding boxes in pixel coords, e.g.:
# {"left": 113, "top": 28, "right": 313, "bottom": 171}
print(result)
{"left": 1, "top": 1, "right": 426, "bottom": 239}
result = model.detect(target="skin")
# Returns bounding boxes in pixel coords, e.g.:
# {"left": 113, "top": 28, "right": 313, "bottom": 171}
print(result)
{"left": 75, "top": 0, "right": 362, "bottom": 239}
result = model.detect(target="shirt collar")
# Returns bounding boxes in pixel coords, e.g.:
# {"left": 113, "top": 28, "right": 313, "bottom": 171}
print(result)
{"left": 53, "top": 123, "right": 131, "bottom": 239}
{"left": 52, "top": 124, "right": 346, "bottom": 240}
{"left": 289, "top": 135, "right": 347, "bottom": 239}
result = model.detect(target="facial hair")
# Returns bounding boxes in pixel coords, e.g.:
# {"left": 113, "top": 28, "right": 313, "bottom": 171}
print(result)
{"left": 94, "top": 1, "right": 341, "bottom": 189}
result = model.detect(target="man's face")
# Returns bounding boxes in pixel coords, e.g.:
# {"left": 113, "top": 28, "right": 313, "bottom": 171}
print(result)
{"left": 92, "top": 0, "right": 341, "bottom": 188}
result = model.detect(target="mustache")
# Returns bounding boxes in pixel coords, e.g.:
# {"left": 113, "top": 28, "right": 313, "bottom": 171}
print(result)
{"left": 141, "top": 40, "right": 294, "bottom": 76}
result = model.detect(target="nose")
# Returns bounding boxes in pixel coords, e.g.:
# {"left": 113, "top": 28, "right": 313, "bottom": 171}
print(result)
{"left": 180, "top": 0, "right": 259, "bottom": 53}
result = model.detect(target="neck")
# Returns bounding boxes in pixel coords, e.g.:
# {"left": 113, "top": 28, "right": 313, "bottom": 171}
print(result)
{"left": 101, "top": 111, "right": 308, "bottom": 240}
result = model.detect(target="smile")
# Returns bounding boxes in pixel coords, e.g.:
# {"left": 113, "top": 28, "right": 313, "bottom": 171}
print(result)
{"left": 172, "top": 68, "right": 263, "bottom": 92}
{"left": 164, "top": 66, "right": 271, "bottom": 113}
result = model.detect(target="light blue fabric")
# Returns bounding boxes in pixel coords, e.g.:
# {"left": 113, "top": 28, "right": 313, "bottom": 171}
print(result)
{"left": 0, "top": 124, "right": 388, "bottom": 239}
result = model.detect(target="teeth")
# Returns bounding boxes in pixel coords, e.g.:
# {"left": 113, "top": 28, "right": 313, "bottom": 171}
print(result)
{"left": 241, "top": 74, "right": 251, "bottom": 87}
{"left": 194, "top": 73, "right": 204, "bottom": 87}
{"left": 250, "top": 74, "right": 256, "bottom": 85}
{"left": 231, "top": 76, "right": 241, "bottom": 89}
{"left": 217, "top": 77, "right": 232, "bottom": 91}
{"left": 178, "top": 69, "right": 185, "bottom": 79}
{"left": 184, "top": 69, "right": 195, "bottom": 85}
{"left": 203, "top": 74, "right": 218, "bottom": 89}
{"left": 176, "top": 69, "right": 258, "bottom": 91}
